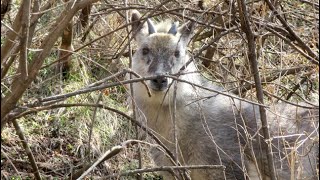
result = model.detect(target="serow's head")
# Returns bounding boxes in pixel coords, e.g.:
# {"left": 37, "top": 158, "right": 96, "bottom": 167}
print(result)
{"left": 131, "top": 10, "right": 195, "bottom": 92}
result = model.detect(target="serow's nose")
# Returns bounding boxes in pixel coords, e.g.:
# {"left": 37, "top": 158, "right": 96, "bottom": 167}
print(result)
{"left": 150, "top": 76, "right": 168, "bottom": 91}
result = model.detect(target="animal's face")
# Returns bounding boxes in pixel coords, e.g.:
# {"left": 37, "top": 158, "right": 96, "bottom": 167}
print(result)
{"left": 134, "top": 34, "right": 187, "bottom": 91}
{"left": 131, "top": 10, "right": 195, "bottom": 92}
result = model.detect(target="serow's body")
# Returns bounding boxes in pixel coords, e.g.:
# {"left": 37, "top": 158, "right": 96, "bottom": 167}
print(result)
{"left": 130, "top": 11, "right": 319, "bottom": 180}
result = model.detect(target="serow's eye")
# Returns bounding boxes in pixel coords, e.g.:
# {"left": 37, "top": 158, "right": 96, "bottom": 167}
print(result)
{"left": 174, "top": 50, "right": 180, "bottom": 58}
{"left": 142, "top": 48, "right": 149, "bottom": 55}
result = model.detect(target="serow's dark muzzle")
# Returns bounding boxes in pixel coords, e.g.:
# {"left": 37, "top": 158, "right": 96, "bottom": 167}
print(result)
{"left": 150, "top": 75, "right": 168, "bottom": 91}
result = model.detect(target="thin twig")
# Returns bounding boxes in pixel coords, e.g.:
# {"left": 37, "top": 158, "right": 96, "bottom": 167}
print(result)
{"left": 124, "top": 2, "right": 143, "bottom": 180}
{"left": 76, "top": 140, "right": 138, "bottom": 180}
{"left": 1, "top": 0, "right": 100, "bottom": 124}
{"left": 285, "top": 76, "right": 308, "bottom": 100}
{"left": 264, "top": 26, "right": 318, "bottom": 65}
{"left": 298, "top": 0, "right": 319, "bottom": 7}
{"left": 34, "top": 73, "right": 268, "bottom": 109}
{"left": 1, "top": 149, "right": 21, "bottom": 176}
{"left": 1, "top": 1, "right": 23, "bottom": 64}
{"left": 1, "top": 0, "right": 43, "bottom": 80}
{"left": 87, "top": 92, "right": 103, "bottom": 161}
{"left": 173, "top": 81, "right": 179, "bottom": 165}
{"left": 8, "top": 103, "right": 182, "bottom": 174}
{"left": 264, "top": 0, "right": 319, "bottom": 62}
{"left": 102, "top": 165, "right": 225, "bottom": 179}
{"left": 231, "top": 66, "right": 313, "bottom": 95}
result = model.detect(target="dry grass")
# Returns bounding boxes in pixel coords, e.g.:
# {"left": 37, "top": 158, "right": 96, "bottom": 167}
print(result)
{"left": 1, "top": 0, "right": 318, "bottom": 179}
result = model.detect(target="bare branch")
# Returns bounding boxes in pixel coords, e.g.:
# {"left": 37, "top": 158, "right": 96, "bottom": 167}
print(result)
{"left": 74, "top": 140, "right": 138, "bottom": 179}
{"left": 236, "top": 0, "right": 277, "bottom": 179}
{"left": 264, "top": 0, "right": 319, "bottom": 63}
{"left": 1, "top": 0, "right": 46, "bottom": 80}
{"left": 232, "top": 66, "right": 314, "bottom": 95}
{"left": 5, "top": 103, "right": 182, "bottom": 174}
{"left": 1, "top": 1, "right": 23, "bottom": 65}
{"left": 103, "top": 165, "right": 225, "bottom": 179}
{"left": 12, "top": 119, "right": 41, "bottom": 180}
{"left": 32, "top": 72, "right": 269, "bottom": 109}
{"left": 1, "top": 0, "right": 12, "bottom": 19}
{"left": 1, "top": 0, "right": 99, "bottom": 124}
{"left": 18, "top": 0, "right": 31, "bottom": 79}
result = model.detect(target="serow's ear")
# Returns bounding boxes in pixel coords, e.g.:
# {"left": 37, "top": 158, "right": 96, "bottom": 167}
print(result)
{"left": 178, "top": 21, "right": 196, "bottom": 45}
{"left": 131, "top": 10, "right": 156, "bottom": 44}
{"left": 131, "top": 10, "right": 142, "bottom": 37}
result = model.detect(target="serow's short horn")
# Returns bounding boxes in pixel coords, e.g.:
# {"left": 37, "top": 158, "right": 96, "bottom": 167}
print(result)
{"left": 147, "top": 19, "right": 156, "bottom": 34}
{"left": 168, "top": 23, "right": 177, "bottom": 35}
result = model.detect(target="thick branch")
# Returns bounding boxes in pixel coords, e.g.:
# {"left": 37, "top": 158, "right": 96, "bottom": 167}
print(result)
{"left": 1, "top": 0, "right": 49, "bottom": 80}
{"left": 1, "top": 1, "right": 23, "bottom": 65}
{"left": 18, "top": 0, "right": 31, "bottom": 79}
{"left": 1, "top": 0, "right": 99, "bottom": 124}
{"left": 237, "top": 0, "right": 277, "bottom": 179}
{"left": 12, "top": 119, "right": 41, "bottom": 179}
